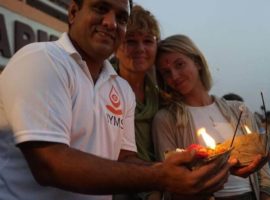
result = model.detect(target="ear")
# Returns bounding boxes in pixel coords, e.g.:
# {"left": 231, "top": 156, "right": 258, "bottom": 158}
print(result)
{"left": 68, "top": 1, "right": 79, "bottom": 26}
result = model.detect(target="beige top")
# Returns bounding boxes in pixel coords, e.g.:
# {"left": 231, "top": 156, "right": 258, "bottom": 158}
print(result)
{"left": 152, "top": 96, "right": 270, "bottom": 200}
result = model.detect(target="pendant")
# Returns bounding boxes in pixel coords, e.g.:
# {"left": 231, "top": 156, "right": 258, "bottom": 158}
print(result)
{"left": 209, "top": 115, "right": 216, "bottom": 127}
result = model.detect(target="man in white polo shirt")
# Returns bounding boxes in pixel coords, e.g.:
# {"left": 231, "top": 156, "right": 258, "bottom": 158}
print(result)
{"left": 0, "top": 0, "right": 251, "bottom": 200}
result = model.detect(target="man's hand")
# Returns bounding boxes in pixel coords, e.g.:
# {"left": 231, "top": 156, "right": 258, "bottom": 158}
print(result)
{"left": 155, "top": 150, "right": 236, "bottom": 196}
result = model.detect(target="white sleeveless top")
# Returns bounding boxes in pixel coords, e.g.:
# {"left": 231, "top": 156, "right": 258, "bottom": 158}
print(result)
{"left": 188, "top": 102, "right": 251, "bottom": 197}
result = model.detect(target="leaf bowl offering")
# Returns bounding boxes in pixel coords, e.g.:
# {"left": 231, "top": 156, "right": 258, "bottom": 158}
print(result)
{"left": 165, "top": 144, "right": 233, "bottom": 170}
{"left": 188, "top": 144, "right": 233, "bottom": 169}
{"left": 218, "top": 133, "right": 268, "bottom": 166}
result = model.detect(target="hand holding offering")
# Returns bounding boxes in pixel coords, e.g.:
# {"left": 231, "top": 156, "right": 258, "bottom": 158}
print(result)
{"left": 219, "top": 132, "right": 268, "bottom": 166}
{"left": 217, "top": 124, "right": 269, "bottom": 176}
{"left": 161, "top": 148, "right": 233, "bottom": 196}
{"left": 229, "top": 154, "right": 266, "bottom": 178}
{"left": 165, "top": 128, "right": 233, "bottom": 170}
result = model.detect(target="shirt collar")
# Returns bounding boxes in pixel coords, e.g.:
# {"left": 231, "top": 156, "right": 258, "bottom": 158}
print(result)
{"left": 56, "top": 32, "right": 118, "bottom": 78}
{"left": 101, "top": 60, "right": 118, "bottom": 78}
{"left": 56, "top": 32, "right": 82, "bottom": 61}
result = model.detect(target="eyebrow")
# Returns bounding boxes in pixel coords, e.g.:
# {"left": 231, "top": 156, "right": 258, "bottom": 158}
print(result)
{"left": 172, "top": 57, "right": 186, "bottom": 65}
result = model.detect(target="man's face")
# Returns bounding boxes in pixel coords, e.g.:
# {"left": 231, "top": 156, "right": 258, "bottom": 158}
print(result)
{"left": 68, "top": 0, "right": 130, "bottom": 61}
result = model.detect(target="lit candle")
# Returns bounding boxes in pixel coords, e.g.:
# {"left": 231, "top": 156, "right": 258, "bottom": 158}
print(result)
{"left": 197, "top": 128, "right": 216, "bottom": 149}
{"left": 244, "top": 125, "right": 252, "bottom": 134}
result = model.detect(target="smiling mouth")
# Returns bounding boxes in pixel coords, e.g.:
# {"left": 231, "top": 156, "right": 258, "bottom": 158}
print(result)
{"left": 96, "top": 30, "right": 115, "bottom": 40}
{"left": 133, "top": 57, "right": 147, "bottom": 60}
{"left": 174, "top": 80, "right": 185, "bottom": 88}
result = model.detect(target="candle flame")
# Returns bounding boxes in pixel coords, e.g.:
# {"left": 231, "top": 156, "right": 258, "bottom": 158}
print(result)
{"left": 244, "top": 125, "right": 252, "bottom": 134}
{"left": 197, "top": 128, "right": 216, "bottom": 149}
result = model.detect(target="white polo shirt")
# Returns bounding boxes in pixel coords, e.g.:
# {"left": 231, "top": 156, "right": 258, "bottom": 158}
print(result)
{"left": 0, "top": 33, "right": 137, "bottom": 200}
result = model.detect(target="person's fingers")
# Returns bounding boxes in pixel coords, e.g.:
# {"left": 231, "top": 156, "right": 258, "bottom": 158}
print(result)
{"left": 228, "top": 157, "right": 238, "bottom": 166}
{"left": 163, "top": 151, "right": 236, "bottom": 195}
{"left": 166, "top": 150, "right": 196, "bottom": 166}
{"left": 231, "top": 154, "right": 262, "bottom": 178}
{"left": 159, "top": 150, "right": 197, "bottom": 194}
{"left": 199, "top": 162, "right": 231, "bottom": 194}
{"left": 177, "top": 158, "right": 230, "bottom": 196}
{"left": 190, "top": 155, "right": 229, "bottom": 182}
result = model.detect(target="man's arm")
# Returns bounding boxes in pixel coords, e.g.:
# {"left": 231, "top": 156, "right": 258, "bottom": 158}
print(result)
{"left": 19, "top": 142, "right": 157, "bottom": 194}
{"left": 19, "top": 141, "right": 233, "bottom": 196}
{"left": 118, "top": 149, "right": 152, "bottom": 165}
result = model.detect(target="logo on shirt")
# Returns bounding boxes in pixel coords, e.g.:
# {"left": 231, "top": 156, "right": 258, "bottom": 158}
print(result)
{"left": 106, "top": 86, "right": 123, "bottom": 115}
{"left": 106, "top": 86, "right": 124, "bottom": 129}
{"left": 106, "top": 86, "right": 123, "bottom": 129}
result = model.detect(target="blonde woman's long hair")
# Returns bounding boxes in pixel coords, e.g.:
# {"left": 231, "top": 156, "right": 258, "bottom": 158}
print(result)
{"left": 156, "top": 34, "right": 213, "bottom": 127}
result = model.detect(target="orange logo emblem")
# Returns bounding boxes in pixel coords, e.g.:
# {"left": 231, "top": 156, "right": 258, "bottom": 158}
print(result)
{"left": 106, "top": 86, "right": 123, "bottom": 115}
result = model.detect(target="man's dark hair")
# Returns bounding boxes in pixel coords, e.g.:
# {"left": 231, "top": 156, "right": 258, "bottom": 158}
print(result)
{"left": 222, "top": 93, "right": 244, "bottom": 102}
{"left": 75, "top": 0, "right": 133, "bottom": 11}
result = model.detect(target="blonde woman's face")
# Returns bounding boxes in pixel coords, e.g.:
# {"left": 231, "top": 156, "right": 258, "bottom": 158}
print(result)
{"left": 116, "top": 32, "right": 157, "bottom": 74}
{"left": 157, "top": 51, "right": 202, "bottom": 96}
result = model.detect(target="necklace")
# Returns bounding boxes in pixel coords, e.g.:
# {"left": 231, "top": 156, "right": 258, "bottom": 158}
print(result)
{"left": 209, "top": 115, "right": 216, "bottom": 127}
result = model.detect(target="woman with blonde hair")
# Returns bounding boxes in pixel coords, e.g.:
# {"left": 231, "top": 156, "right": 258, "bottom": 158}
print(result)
{"left": 153, "top": 34, "right": 270, "bottom": 200}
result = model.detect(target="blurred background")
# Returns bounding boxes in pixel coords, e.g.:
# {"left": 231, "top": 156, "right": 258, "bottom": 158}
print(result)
{"left": 133, "top": 0, "right": 270, "bottom": 116}
{"left": 1, "top": 0, "right": 269, "bottom": 116}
